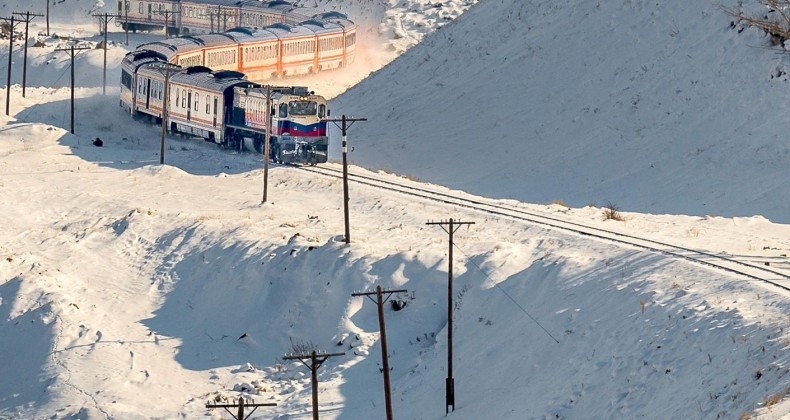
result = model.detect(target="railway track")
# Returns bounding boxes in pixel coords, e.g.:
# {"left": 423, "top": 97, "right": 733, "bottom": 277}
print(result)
{"left": 299, "top": 164, "right": 790, "bottom": 293}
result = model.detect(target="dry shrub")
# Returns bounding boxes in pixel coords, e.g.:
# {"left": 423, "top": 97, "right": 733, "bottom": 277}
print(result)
{"left": 721, "top": 0, "right": 790, "bottom": 44}
{"left": 763, "top": 386, "right": 790, "bottom": 409}
{"left": 602, "top": 202, "right": 625, "bottom": 221}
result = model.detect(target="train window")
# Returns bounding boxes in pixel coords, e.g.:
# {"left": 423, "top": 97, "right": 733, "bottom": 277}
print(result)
{"left": 205, "top": 95, "right": 210, "bottom": 114}
{"left": 194, "top": 94, "right": 199, "bottom": 112}
{"left": 279, "top": 103, "right": 287, "bottom": 118}
{"left": 318, "top": 104, "right": 326, "bottom": 118}
{"left": 182, "top": 89, "right": 186, "bottom": 108}
{"left": 213, "top": 96, "right": 218, "bottom": 115}
{"left": 117, "top": 1, "right": 122, "bottom": 13}
{"left": 138, "top": 3, "right": 142, "bottom": 13}
{"left": 175, "top": 88, "right": 179, "bottom": 108}
{"left": 289, "top": 101, "right": 317, "bottom": 116}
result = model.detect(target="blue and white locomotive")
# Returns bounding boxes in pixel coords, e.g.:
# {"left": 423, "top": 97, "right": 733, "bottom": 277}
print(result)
{"left": 120, "top": 50, "right": 330, "bottom": 164}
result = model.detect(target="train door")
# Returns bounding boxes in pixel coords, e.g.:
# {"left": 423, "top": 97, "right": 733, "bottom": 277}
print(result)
{"left": 145, "top": 78, "right": 151, "bottom": 109}
{"left": 187, "top": 91, "right": 192, "bottom": 121}
{"left": 213, "top": 96, "right": 218, "bottom": 127}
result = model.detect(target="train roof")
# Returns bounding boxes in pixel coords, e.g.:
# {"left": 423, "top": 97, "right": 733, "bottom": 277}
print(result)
{"left": 136, "top": 38, "right": 205, "bottom": 60}
{"left": 188, "top": 33, "right": 242, "bottom": 47}
{"left": 298, "top": 18, "right": 346, "bottom": 35}
{"left": 261, "top": 22, "right": 315, "bottom": 38}
{"left": 309, "top": 11, "right": 355, "bottom": 28}
{"left": 225, "top": 27, "right": 279, "bottom": 42}
{"left": 180, "top": 0, "right": 242, "bottom": 6}
{"left": 167, "top": 66, "right": 256, "bottom": 93}
{"left": 122, "top": 51, "right": 168, "bottom": 72}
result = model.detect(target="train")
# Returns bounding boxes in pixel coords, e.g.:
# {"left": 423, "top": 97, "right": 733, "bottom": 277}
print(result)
{"left": 116, "top": 0, "right": 356, "bottom": 80}
{"left": 117, "top": 0, "right": 311, "bottom": 35}
{"left": 121, "top": 50, "right": 330, "bottom": 164}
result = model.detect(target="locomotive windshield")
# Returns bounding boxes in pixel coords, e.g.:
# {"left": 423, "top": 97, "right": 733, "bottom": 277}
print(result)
{"left": 288, "top": 101, "right": 318, "bottom": 116}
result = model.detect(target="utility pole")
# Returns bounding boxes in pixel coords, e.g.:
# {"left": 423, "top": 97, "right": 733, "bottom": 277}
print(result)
{"left": 149, "top": 62, "right": 181, "bottom": 164}
{"left": 55, "top": 44, "right": 91, "bottom": 133}
{"left": 326, "top": 115, "right": 367, "bottom": 244}
{"left": 1, "top": 15, "right": 20, "bottom": 116}
{"left": 426, "top": 218, "right": 474, "bottom": 414}
{"left": 283, "top": 350, "right": 345, "bottom": 420}
{"left": 123, "top": 0, "right": 129, "bottom": 45}
{"left": 262, "top": 84, "right": 272, "bottom": 203}
{"left": 45, "top": 0, "right": 49, "bottom": 36}
{"left": 92, "top": 12, "right": 117, "bottom": 96}
{"left": 206, "top": 396, "right": 276, "bottom": 419}
{"left": 208, "top": 8, "right": 231, "bottom": 33}
{"left": 159, "top": 9, "right": 180, "bottom": 39}
{"left": 352, "top": 286, "right": 407, "bottom": 420}
{"left": 13, "top": 11, "right": 42, "bottom": 98}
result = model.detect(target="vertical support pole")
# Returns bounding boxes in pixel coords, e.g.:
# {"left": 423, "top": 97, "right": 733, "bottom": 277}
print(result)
{"left": 102, "top": 13, "right": 108, "bottom": 95}
{"left": 283, "top": 351, "right": 345, "bottom": 420}
{"left": 352, "top": 287, "right": 406, "bottom": 420}
{"left": 21, "top": 13, "right": 29, "bottom": 98}
{"left": 446, "top": 218, "right": 455, "bottom": 414}
{"left": 160, "top": 71, "right": 169, "bottom": 164}
{"left": 125, "top": 1, "right": 129, "bottom": 45}
{"left": 12, "top": 11, "right": 41, "bottom": 99}
{"left": 70, "top": 44, "right": 75, "bottom": 133}
{"left": 426, "top": 218, "right": 474, "bottom": 414}
{"left": 311, "top": 351, "right": 319, "bottom": 420}
{"left": 262, "top": 85, "right": 272, "bottom": 204}
{"left": 46, "top": 0, "right": 49, "bottom": 36}
{"left": 54, "top": 44, "right": 90, "bottom": 133}
{"left": 376, "top": 286, "right": 394, "bottom": 420}
{"left": 341, "top": 115, "right": 350, "bottom": 244}
{"left": 327, "top": 115, "right": 366, "bottom": 244}
{"left": 237, "top": 397, "right": 244, "bottom": 420}
{"left": 6, "top": 15, "right": 14, "bottom": 116}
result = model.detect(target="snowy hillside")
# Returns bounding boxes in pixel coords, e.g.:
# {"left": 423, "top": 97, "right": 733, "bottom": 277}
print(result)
{"left": 1, "top": 0, "right": 790, "bottom": 419}
{"left": 331, "top": 0, "right": 790, "bottom": 223}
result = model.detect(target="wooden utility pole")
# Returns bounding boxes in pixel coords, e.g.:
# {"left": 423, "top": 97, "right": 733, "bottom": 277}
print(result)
{"left": 1, "top": 15, "right": 20, "bottom": 116}
{"left": 283, "top": 350, "right": 345, "bottom": 419}
{"left": 262, "top": 85, "right": 272, "bottom": 203}
{"left": 352, "top": 286, "right": 407, "bottom": 420}
{"left": 45, "top": 0, "right": 49, "bottom": 36}
{"left": 208, "top": 6, "right": 231, "bottom": 33}
{"left": 159, "top": 9, "right": 180, "bottom": 39}
{"left": 92, "top": 12, "right": 118, "bottom": 96}
{"left": 54, "top": 44, "right": 91, "bottom": 133}
{"left": 13, "top": 11, "right": 42, "bottom": 98}
{"left": 123, "top": 0, "right": 129, "bottom": 45}
{"left": 149, "top": 62, "right": 181, "bottom": 164}
{"left": 326, "top": 115, "right": 367, "bottom": 244}
{"left": 426, "top": 218, "right": 474, "bottom": 414}
{"left": 206, "top": 396, "right": 276, "bottom": 419}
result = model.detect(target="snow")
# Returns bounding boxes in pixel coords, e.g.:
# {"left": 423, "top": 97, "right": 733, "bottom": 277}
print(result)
{"left": 0, "top": 0, "right": 790, "bottom": 419}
